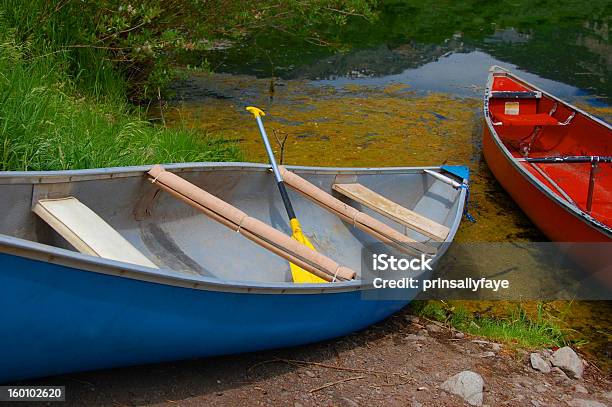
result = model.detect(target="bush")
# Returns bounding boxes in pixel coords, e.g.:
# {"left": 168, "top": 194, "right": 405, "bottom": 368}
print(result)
{"left": 0, "top": 18, "right": 241, "bottom": 171}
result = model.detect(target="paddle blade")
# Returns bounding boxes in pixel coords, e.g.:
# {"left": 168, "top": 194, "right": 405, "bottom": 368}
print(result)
{"left": 289, "top": 219, "right": 327, "bottom": 283}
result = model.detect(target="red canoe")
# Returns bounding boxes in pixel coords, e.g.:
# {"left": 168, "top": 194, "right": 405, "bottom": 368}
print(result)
{"left": 482, "top": 66, "right": 611, "bottom": 281}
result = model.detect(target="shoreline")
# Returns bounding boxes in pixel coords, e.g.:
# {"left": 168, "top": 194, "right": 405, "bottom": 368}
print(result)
{"left": 17, "top": 308, "right": 610, "bottom": 406}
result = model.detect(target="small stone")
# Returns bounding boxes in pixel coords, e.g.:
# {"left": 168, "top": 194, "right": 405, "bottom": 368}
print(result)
{"left": 440, "top": 371, "right": 484, "bottom": 406}
{"left": 417, "top": 386, "right": 428, "bottom": 391}
{"left": 567, "top": 399, "right": 607, "bottom": 407}
{"left": 551, "top": 347, "right": 583, "bottom": 379}
{"left": 535, "top": 384, "right": 548, "bottom": 393}
{"left": 530, "top": 400, "right": 540, "bottom": 407}
{"left": 491, "top": 343, "right": 502, "bottom": 352}
{"left": 479, "top": 351, "right": 495, "bottom": 358}
{"left": 530, "top": 353, "right": 551, "bottom": 374}
{"left": 406, "top": 315, "right": 420, "bottom": 323}
{"left": 417, "top": 329, "right": 429, "bottom": 337}
{"left": 573, "top": 384, "right": 588, "bottom": 394}
{"left": 304, "top": 370, "right": 316, "bottom": 378}
{"left": 412, "top": 401, "right": 423, "bottom": 407}
{"left": 426, "top": 324, "right": 442, "bottom": 333}
{"left": 454, "top": 331, "right": 465, "bottom": 339}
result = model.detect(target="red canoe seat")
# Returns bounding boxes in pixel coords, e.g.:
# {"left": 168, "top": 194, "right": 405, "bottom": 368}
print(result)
{"left": 492, "top": 112, "right": 560, "bottom": 127}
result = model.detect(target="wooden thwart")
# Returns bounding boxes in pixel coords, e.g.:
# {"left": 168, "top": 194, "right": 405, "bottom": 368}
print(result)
{"left": 33, "top": 197, "right": 158, "bottom": 268}
{"left": 332, "top": 183, "right": 449, "bottom": 242}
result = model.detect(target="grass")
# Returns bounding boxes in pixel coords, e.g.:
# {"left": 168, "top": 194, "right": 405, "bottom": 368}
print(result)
{"left": 410, "top": 301, "right": 570, "bottom": 349}
{"left": 0, "top": 5, "right": 242, "bottom": 171}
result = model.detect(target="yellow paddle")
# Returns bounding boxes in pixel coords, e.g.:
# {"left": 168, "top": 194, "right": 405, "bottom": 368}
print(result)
{"left": 246, "top": 106, "right": 326, "bottom": 283}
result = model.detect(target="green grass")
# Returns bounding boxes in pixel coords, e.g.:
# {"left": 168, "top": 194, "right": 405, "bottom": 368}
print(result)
{"left": 0, "top": 6, "right": 242, "bottom": 171}
{"left": 410, "top": 301, "right": 569, "bottom": 349}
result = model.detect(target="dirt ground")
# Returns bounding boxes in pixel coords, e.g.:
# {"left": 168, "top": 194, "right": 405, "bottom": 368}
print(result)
{"left": 23, "top": 307, "right": 610, "bottom": 407}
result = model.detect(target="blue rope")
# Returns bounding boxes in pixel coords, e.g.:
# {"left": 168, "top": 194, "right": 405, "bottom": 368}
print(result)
{"left": 460, "top": 183, "right": 476, "bottom": 223}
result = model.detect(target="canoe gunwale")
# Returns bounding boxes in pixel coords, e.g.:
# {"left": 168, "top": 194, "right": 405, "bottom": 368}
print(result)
{"left": 0, "top": 163, "right": 466, "bottom": 294}
{"left": 0, "top": 162, "right": 446, "bottom": 185}
{"left": 484, "top": 65, "right": 612, "bottom": 238}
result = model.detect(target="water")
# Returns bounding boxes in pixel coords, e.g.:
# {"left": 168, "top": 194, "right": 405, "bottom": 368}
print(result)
{"left": 313, "top": 51, "right": 584, "bottom": 99}
{"left": 161, "top": 1, "right": 611, "bottom": 369}
{"left": 182, "top": 1, "right": 610, "bottom": 103}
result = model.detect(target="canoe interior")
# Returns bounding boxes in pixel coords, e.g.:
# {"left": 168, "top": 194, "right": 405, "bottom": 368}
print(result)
{"left": 487, "top": 71, "right": 611, "bottom": 228}
{"left": 0, "top": 165, "right": 464, "bottom": 284}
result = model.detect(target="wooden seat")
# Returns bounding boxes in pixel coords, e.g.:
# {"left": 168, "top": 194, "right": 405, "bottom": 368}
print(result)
{"left": 332, "top": 183, "right": 449, "bottom": 242}
{"left": 33, "top": 197, "right": 158, "bottom": 268}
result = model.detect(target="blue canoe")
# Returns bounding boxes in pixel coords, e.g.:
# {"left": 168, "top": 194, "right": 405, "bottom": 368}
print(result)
{"left": 0, "top": 163, "right": 467, "bottom": 383}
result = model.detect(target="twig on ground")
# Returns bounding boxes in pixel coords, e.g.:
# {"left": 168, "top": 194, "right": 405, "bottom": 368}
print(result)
{"left": 369, "top": 377, "right": 414, "bottom": 387}
{"left": 309, "top": 375, "right": 365, "bottom": 393}
{"left": 247, "top": 358, "right": 408, "bottom": 379}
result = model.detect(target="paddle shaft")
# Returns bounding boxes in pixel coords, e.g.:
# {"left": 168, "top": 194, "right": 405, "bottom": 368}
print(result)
{"left": 254, "top": 115, "right": 297, "bottom": 220}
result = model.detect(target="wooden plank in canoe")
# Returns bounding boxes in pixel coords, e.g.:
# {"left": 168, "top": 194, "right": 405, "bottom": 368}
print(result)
{"left": 33, "top": 197, "right": 158, "bottom": 268}
{"left": 332, "top": 183, "right": 450, "bottom": 242}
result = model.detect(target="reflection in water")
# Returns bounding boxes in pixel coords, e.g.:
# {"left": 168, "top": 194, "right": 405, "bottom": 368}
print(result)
{"left": 312, "top": 51, "right": 584, "bottom": 100}
{"left": 186, "top": 2, "right": 610, "bottom": 102}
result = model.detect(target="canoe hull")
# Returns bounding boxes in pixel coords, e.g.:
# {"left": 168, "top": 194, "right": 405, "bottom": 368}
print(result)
{"left": 0, "top": 252, "right": 410, "bottom": 383}
{"left": 0, "top": 162, "right": 467, "bottom": 383}
{"left": 482, "top": 66, "right": 611, "bottom": 284}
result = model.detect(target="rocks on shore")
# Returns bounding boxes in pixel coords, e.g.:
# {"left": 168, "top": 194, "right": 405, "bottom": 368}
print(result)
{"left": 529, "top": 347, "right": 585, "bottom": 380}
{"left": 440, "top": 370, "right": 484, "bottom": 406}
{"left": 551, "top": 347, "right": 584, "bottom": 379}
{"left": 530, "top": 353, "right": 551, "bottom": 374}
